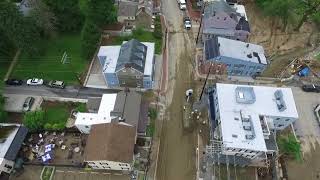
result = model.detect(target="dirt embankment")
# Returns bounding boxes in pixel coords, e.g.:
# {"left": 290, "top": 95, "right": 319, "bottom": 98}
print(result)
{"left": 246, "top": 2, "right": 320, "bottom": 56}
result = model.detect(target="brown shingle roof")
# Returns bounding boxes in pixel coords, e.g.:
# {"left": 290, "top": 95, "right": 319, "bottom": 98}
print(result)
{"left": 84, "top": 123, "right": 136, "bottom": 163}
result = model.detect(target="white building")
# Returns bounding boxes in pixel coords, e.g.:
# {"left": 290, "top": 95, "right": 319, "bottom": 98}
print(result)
{"left": 0, "top": 124, "right": 28, "bottom": 174}
{"left": 84, "top": 123, "right": 136, "bottom": 171}
{"left": 75, "top": 94, "right": 118, "bottom": 134}
{"left": 208, "top": 83, "right": 299, "bottom": 166}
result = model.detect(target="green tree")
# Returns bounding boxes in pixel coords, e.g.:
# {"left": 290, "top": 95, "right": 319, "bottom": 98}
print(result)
{"left": 278, "top": 134, "right": 302, "bottom": 162}
{"left": 256, "top": 0, "right": 298, "bottom": 31}
{"left": 23, "top": 110, "right": 45, "bottom": 131}
{"left": 43, "top": 0, "right": 84, "bottom": 32}
{"left": 82, "top": 0, "right": 117, "bottom": 27}
{"left": 0, "top": 1, "right": 42, "bottom": 56}
{"left": 0, "top": 95, "right": 7, "bottom": 123}
{"left": 80, "top": 20, "right": 101, "bottom": 59}
{"left": 28, "top": 0, "right": 57, "bottom": 38}
{"left": 294, "top": 0, "right": 320, "bottom": 31}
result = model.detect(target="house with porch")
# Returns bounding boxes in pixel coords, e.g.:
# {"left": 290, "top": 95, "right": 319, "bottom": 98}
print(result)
{"left": 202, "top": 0, "right": 250, "bottom": 42}
{"left": 97, "top": 39, "right": 155, "bottom": 89}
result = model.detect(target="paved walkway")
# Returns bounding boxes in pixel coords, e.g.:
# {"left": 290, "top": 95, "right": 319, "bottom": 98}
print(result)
{"left": 3, "top": 49, "right": 20, "bottom": 81}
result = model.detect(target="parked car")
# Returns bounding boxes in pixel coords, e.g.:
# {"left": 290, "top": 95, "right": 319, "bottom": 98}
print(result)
{"left": 47, "top": 80, "right": 65, "bottom": 89}
{"left": 5, "top": 79, "right": 23, "bottom": 85}
{"left": 26, "top": 78, "right": 43, "bottom": 86}
{"left": 23, "top": 97, "right": 35, "bottom": 112}
{"left": 302, "top": 84, "right": 320, "bottom": 93}
{"left": 184, "top": 17, "right": 192, "bottom": 30}
{"left": 315, "top": 104, "right": 320, "bottom": 125}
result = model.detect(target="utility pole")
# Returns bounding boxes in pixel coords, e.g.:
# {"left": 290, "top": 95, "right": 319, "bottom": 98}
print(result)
{"left": 196, "top": 2, "right": 206, "bottom": 44}
{"left": 199, "top": 62, "right": 213, "bottom": 101}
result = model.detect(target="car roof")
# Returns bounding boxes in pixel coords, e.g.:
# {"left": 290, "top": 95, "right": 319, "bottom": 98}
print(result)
{"left": 53, "top": 80, "right": 64, "bottom": 85}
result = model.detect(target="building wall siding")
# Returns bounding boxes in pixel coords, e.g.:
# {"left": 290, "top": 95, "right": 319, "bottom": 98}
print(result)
{"left": 208, "top": 56, "right": 266, "bottom": 76}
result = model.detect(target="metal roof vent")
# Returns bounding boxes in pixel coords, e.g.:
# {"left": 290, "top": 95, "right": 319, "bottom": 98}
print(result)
{"left": 274, "top": 90, "right": 287, "bottom": 112}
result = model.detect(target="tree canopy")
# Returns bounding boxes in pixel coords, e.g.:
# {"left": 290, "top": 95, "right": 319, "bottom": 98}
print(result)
{"left": 43, "top": 0, "right": 85, "bottom": 32}
{"left": 256, "top": 0, "right": 320, "bottom": 31}
{"left": 0, "top": 1, "right": 41, "bottom": 56}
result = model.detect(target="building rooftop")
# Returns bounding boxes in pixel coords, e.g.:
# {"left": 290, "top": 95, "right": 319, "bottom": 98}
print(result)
{"left": 84, "top": 123, "right": 136, "bottom": 163}
{"left": 75, "top": 94, "right": 117, "bottom": 126}
{"left": 112, "top": 90, "right": 142, "bottom": 129}
{"left": 116, "top": 39, "right": 147, "bottom": 73}
{"left": 118, "top": 1, "right": 138, "bottom": 17}
{"left": 215, "top": 83, "right": 298, "bottom": 151}
{"left": 0, "top": 124, "right": 28, "bottom": 160}
{"left": 97, "top": 40, "right": 154, "bottom": 76}
{"left": 206, "top": 37, "right": 267, "bottom": 64}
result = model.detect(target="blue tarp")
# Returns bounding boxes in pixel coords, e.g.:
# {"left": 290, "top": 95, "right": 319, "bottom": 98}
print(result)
{"left": 298, "top": 67, "right": 310, "bottom": 77}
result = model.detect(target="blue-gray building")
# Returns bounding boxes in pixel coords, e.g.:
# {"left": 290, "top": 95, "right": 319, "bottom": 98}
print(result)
{"left": 204, "top": 37, "right": 267, "bottom": 76}
{"left": 97, "top": 39, "right": 155, "bottom": 89}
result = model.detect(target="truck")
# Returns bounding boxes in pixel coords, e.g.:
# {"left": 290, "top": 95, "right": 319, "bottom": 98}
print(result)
{"left": 177, "top": 0, "right": 187, "bottom": 10}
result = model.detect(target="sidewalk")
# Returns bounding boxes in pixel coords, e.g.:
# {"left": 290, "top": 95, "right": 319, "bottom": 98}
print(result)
{"left": 3, "top": 49, "right": 21, "bottom": 81}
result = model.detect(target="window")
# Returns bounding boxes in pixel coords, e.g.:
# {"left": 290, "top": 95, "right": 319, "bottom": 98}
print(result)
{"left": 234, "top": 117, "right": 239, "bottom": 121}
{"left": 276, "top": 118, "right": 280, "bottom": 120}
{"left": 121, "top": 167, "right": 130, "bottom": 170}
{"left": 119, "top": 163, "right": 128, "bottom": 167}
{"left": 4, "top": 164, "right": 12, "bottom": 169}
{"left": 100, "top": 162, "right": 109, "bottom": 165}
{"left": 285, "top": 119, "right": 290, "bottom": 121}
{"left": 277, "top": 124, "right": 284, "bottom": 127}
{"left": 85, "top": 126, "right": 89, "bottom": 128}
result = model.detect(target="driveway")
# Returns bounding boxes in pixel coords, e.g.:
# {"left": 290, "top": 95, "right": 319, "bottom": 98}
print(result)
{"left": 291, "top": 86, "right": 320, "bottom": 154}
{"left": 3, "top": 94, "right": 42, "bottom": 113}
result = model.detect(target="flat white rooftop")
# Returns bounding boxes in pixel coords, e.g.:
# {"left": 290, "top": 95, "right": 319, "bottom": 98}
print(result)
{"left": 97, "top": 46, "right": 121, "bottom": 74}
{"left": 218, "top": 37, "right": 267, "bottom": 65}
{"left": 0, "top": 124, "right": 19, "bottom": 158}
{"left": 98, "top": 42, "right": 155, "bottom": 76}
{"left": 215, "top": 83, "right": 298, "bottom": 151}
{"left": 75, "top": 94, "right": 117, "bottom": 126}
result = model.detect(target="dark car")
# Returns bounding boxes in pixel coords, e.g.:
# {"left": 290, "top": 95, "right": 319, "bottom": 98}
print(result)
{"left": 302, "top": 84, "right": 320, "bottom": 93}
{"left": 23, "top": 97, "right": 35, "bottom": 112}
{"left": 5, "top": 79, "right": 23, "bottom": 86}
{"left": 47, "top": 80, "right": 65, "bottom": 89}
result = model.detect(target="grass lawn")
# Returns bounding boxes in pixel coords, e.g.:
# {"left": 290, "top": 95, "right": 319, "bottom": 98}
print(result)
{"left": 45, "top": 104, "right": 69, "bottom": 125}
{"left": 41, "top": 166, "right": 55, "bottom": 180}
{"left": 12, "top": 34, "right": 88, "bottom": 85}
{"left": 317, "top": 53, "right": 320, "bottom": 61}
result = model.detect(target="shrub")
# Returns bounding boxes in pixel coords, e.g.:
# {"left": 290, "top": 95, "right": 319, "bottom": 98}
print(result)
{"left": 278, "top": 134, "right": 302, "bottom": 162}
{"left": 23, "top": 110, "right": 46, "bottom": 131}
{"left": 80, "top": 20, "right": 101, "bottom": 59}
{"left": 153, "top": 16, "right": 162, "bottom": 40}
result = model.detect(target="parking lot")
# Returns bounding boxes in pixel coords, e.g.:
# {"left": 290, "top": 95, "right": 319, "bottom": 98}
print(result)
{"left": 291, "top": 86, "right": 320, "bottom": 154}
{"left": 3, "top": 94, "right": 43, "bottom": 113}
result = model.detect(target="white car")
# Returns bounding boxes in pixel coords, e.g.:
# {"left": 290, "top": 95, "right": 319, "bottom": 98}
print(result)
{"left": 27, "top": 78, "right": 44, "bottom": 86}
{"left": 184, "top": 17, "right": 192, "bottom": 30}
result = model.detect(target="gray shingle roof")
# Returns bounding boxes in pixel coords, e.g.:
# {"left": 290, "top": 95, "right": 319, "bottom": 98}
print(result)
{"left": 205, "top": 37, "right": 220, "bottom": 60}
{"left": 4, "top": 126, "right": 28, "bottom": 161}
{"left": 118, "top": 1, "right": 138, "bottom": 17}
{"left": 204, "top": 0, "right": 239, "bottom": 18}
{"left": 116, "top": 39, "right": 147, "bottom": 73}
